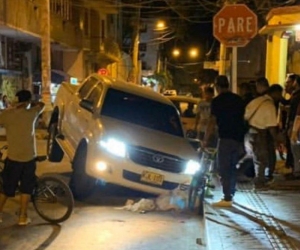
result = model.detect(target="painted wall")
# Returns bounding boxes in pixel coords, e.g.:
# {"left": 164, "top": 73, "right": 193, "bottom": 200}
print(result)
{"left": 0, "top": 0, "right": 82, "bottom": 49}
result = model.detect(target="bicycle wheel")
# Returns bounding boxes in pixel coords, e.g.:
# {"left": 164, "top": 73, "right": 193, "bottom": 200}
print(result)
{"left": 32, "top": 176, "right": 74, "bottom": 224}
{"left": 188, "top": 185, "right": 199, "bottom": 211}
{"left": 188, "top": 173, "right": 202, "bottom": 211}
{"left": 188, "top": 176, "right": 206, "bottom": 217}
{"left": 197, "top": 187, "right": 205, "bottom": 217}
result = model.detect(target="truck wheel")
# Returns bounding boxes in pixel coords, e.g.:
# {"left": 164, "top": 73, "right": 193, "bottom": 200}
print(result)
{"left": 69, "top": 146, "right": 96, "bottom": 200}
{"left": 47, "top": 123, "right": 64, "bottom": 162}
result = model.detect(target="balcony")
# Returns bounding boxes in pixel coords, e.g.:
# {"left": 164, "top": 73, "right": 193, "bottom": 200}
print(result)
{"left": 0, "top": 0, "right": 82, "bottom": 49}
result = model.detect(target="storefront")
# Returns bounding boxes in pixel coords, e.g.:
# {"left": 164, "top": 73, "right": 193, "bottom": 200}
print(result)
{"left": 0, "top": 36, "right": 33, "bottom": 103}
{"left": 259, "top": 5, "right": 300, "bottom": 85}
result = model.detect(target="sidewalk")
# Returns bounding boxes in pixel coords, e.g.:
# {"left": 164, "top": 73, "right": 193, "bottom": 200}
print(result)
{"left": 205, "top": 174, "right": 300, "bottom": 250}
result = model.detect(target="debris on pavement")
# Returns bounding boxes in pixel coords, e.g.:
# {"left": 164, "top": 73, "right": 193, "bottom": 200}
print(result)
{"left": 115, "top": 188, "right": 189, "bottom": 213}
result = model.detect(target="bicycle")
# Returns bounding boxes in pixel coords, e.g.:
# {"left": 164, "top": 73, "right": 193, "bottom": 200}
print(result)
{"left": 0, "top": 145, "right": 74, "bottom": 224}
{"left": 188, "top": 146, "right": 217, "bottom": 217}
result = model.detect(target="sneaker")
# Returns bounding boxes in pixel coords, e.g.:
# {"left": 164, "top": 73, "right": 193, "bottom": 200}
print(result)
{"left": 211, "top": 199, "right": 232, "bottom": 207}
{"left": 18, "top": 216, "right": 31, "bottom": 226}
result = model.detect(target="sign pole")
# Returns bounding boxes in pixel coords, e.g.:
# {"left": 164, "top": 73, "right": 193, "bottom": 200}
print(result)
{"left": 231, "top": 46, "right": 237, "bottom": 93}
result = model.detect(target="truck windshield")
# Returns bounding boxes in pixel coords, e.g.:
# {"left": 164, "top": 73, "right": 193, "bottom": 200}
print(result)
{"left": 101, "top": 88, "right": 184, "bottom": 137}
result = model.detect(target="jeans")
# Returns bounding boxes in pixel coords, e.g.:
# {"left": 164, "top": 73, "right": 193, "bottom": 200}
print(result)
{"left": 247, "top": 129, "right": 274, "bottom": 186}
{"left": 217, "top": 139, "right": 244, "bottom": 201}
{"left": 291, "top": 142, "right": 300, "bottom": 176}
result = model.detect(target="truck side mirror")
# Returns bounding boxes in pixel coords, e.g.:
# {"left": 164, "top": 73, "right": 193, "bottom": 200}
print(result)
{"left": 79, "top": 99, "right": 94, "bottom": 112}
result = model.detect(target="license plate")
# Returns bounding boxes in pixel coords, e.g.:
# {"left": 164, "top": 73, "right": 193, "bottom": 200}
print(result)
{"left": 141, "top": 171, "right": 164, "bottom": 186}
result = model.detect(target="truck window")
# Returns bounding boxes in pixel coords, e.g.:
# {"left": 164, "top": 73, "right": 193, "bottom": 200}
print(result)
{"left": 78, "top": 77, "right": 98, "bottom": 99}
{"left": 86, "top": 85, "right": 102, "bottom": 108}
{"left": 101, "top": 88, "right": 184, "bottom": 137}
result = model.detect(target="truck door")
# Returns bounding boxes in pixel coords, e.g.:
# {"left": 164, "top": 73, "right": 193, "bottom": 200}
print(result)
{"left": 64, "top": 76, "right": 98, "bottom": 147}
{"left": 74, "top": 82, "right": 104, "bottom": 141}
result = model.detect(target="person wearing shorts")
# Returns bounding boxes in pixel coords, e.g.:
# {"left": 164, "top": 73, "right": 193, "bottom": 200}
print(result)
{"left": 0, "top": 90, "right": 44, "bottom": 225}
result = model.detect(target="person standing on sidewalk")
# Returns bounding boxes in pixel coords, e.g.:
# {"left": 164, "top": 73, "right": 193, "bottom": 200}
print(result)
{"left": 0, "top": 90, "right": 44, "bottom": 225}
{"left": 194, "top": 86, "right": 215, "bottom": 142}
{"left": 245, "top": 84, "right": 283, "bottom": 190}
{"left": 283, "top": 74, "right": 300, "bottom": 179}
{"left": 289, "top": 88, "right": 300, "bottom": 179}
{"left": 203, "top": 75, "right": 245, "bottom": 207}
{"left": 280, "top": 73, "right": 298, "bottom": 174}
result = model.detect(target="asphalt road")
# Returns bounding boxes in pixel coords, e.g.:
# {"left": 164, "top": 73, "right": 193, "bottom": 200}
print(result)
{"left": 0, "top": 140, "right": 206, "bottom": 250}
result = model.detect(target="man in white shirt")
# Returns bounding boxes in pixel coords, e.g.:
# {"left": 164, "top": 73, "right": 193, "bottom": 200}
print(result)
{"left": 245, "top": 84, "right": 283, "bottom": 190}
{"left": 0, "top": 90, "right": 44, "bottom": 225}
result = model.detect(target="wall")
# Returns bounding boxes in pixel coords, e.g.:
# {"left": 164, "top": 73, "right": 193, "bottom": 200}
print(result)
{"left": 63, "top": 50, "right": 84, "bottom": 81}
{"left": 0, "top": 0, "right": 82, "bottom": 49}
{"left": 237, "top": 35, "right": 266, "bottom": 83}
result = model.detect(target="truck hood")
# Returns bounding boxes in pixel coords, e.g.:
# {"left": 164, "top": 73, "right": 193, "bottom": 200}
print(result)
{"left": 100, "top": 116, "right": 198, "bottom": 160}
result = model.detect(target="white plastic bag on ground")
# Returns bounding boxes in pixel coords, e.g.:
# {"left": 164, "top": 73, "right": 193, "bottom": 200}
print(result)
{"left": 115, "top": 187, "right": 189, "bottom": 213}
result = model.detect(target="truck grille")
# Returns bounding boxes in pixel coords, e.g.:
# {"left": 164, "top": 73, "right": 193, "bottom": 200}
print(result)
{"left": 127, "top": 146, "right": 186, "bottom": 173}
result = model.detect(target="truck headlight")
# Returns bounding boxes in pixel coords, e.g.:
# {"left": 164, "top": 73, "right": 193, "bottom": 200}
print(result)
{"left": 99, "top": 138, "right": 126, "bottom": 157}
{"left": 184, "top": 160, "right": 201, "bottom": 175}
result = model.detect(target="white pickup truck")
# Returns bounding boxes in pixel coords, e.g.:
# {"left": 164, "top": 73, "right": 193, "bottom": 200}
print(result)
{"left": 47, "top": 74, "right": 200, "bottom": 199}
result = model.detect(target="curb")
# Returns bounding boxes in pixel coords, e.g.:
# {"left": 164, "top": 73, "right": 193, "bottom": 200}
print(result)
{"left": 203, "top": 204, "right": 210, "bottom": 250}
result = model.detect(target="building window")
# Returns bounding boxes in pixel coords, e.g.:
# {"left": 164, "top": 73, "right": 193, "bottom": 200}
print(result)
{"left": 50, "top": 0, "right": 72, "bottom": 20}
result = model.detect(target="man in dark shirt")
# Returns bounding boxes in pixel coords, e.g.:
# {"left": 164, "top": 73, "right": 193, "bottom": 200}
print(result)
{"left": 204, "top": 75, "right": 245, "bottom": 207}
{"left": 281, "top": 73, "right": 298, "bottom": 172}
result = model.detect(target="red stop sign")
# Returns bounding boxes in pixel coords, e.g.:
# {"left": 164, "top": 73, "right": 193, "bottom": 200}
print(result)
{"left": 213, "top": 4, "right": 258, "bottom": 47}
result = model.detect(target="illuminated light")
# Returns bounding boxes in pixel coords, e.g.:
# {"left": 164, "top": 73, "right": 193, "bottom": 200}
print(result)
{"left": 96, "top": 161, "right": 107, "bottom": 171}
{"left": 156, "top": 20, "right": 166, "bottom": 30}
{"left": 100, "top": 138, "right": 126, "bottom": 157}
{"left": 295, "top": 25, "right": 300, "bottom": 31}
{"left": 184, "top": 160, "right": 201, "bottom": 175}
{"left": 189, "top": 48, "right": 199, "bottom": 58}
{"left": 70, "top": 77, "right": 78, "bottom": 85}
{"left": 98, "top": 68, "right": 109, "bottom": 76}
{"left": 172, "top": 49, "right": 180, "bottom": 57}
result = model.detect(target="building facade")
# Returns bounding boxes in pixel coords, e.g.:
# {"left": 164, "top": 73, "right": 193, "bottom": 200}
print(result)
{"left": 0, "top": 0, "right": 128, "bottom": 102}
{"left": 260, "top": 5, "right": 300, "bottom": 86}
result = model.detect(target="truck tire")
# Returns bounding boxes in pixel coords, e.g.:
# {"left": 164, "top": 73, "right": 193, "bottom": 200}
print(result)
{"left": 47, "top": 123, "right": 64, "bottom": 162}
{"left": 69, "top": 145, "right": 96, "bottom": 200}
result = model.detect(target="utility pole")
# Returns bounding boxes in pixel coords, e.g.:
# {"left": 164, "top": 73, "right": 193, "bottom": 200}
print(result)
{"left": 132, "top": 5, "right": 141, "bottom": 84}
{"left": 41, "top": 0, "right": 51, "bottom": 111}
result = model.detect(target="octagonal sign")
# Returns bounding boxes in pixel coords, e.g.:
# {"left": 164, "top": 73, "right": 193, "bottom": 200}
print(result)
{"left": 213, "top": 4, "right": 258, "bottom": 47}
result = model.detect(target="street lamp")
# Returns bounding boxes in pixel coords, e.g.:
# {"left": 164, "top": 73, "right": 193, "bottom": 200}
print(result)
{"left": 172, "top": 48, "right": 180, "bottom": 57}
{"left": 155, "top": 20, "right": 166, "bottom": 31}
{"left": 189, "top": 48, "right": 199, "bottom": 58}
